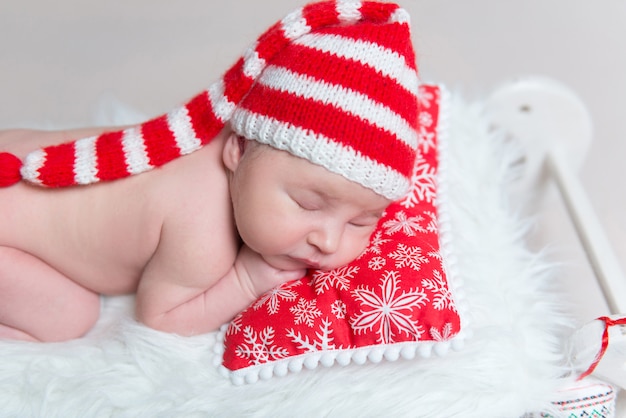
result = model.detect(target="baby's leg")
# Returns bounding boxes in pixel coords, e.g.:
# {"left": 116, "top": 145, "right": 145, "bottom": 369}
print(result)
{"left": 0, "top": 246, "right": 100, "bottom": 342}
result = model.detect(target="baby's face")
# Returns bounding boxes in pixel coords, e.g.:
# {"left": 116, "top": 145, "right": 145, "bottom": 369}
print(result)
{"left": 227, "top": 141, "right": 391, "bottom": 272}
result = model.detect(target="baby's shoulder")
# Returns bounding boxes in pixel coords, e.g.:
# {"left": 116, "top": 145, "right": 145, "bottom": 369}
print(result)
{"left": 143, "top": 200, "right": 238, "bottom": 287}
{"left": 147, "top": 150, "right": 237, "bottom": 273}
{"left": 149, "top": 142, "right": 231, "bottom": 221}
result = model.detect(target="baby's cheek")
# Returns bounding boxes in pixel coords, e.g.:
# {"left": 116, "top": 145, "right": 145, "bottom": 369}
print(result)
{"left": 337, "top": 235, "right": 370, "bottom": 265}
{"left": 249, "top": 212, "right": 299, "bottom": 253}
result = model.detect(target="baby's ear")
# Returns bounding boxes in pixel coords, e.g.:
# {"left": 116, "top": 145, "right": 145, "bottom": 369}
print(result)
{"left": 222, "top": 133, "right": 244, "bottom": 171}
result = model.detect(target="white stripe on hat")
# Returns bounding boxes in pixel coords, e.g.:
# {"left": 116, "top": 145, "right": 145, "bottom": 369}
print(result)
{"left": 293, "top": 32, "right": 419, "bottom": 94}
{"left": 208, "top": 81, "right": 236, "bottom": 122}
{"left": 122, "top": 127, "right": 153, "bottom": 175}
{"left": 74, "top": 136, "right": 99, "bottom": 185}
{"left": 242, "top": 44, "right": 266, "bottom": 80}
{"left": 280, "top": 7, "right": 310, "bottom": 40}
{"left": 231, "top": 108, "right": 410, "bottom": 200}
{"left": 390, "top": 7, "right": 410, "bottom": 24}
{"left": 167, "top": 106, "right": 202, "bottom": 155}
{"left": 336, "top": 0, "right": 362, "bottom": 22}
{"left": 20, "top": 149, "right": 46, "bottom": 185}
{"left": 258, "top": 65, "right": 418, "bottom": 149}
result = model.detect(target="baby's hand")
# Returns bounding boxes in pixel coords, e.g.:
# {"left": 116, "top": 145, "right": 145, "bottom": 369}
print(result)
{"left": 234, "top": 245, "right": 306, "bottom": 299}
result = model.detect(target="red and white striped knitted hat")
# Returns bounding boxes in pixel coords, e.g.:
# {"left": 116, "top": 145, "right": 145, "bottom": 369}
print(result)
{"left": 0, "top": 1, "right": 419, "bottom": 200}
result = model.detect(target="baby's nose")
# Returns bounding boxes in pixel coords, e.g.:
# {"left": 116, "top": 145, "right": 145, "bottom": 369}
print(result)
{"left": 308, "top": 223, "right": 342, "bottom": 255}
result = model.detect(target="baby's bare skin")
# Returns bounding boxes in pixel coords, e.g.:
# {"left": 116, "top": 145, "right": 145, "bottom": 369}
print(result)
{"left": 0, "top": 127, "right": 389, "bottom": 342}
{"left": 0, "top": 127, "right": 234, "bottom": 295}
{"left": 0, "top": 128, "right": 258, "bottom": 341}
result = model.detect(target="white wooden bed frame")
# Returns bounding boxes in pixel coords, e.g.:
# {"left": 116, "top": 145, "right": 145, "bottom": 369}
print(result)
{"left": 487, "top": 76, "right": 626, "bottom": 316}
{"left": 488, "top": 78, "right": 626, "bottom": 415}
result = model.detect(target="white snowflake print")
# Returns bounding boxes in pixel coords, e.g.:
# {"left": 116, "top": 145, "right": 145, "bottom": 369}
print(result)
{"left": 331, "top": 300, "right": 347, "bottom": 319}
{"left": 427, "top": 250, "right": 442, "bottom": 261}
{"left": 362, "top": 231, "right": 391, "bottom": 256}
{"left": 422, "top": 270, "right": 456, "bottom": 311}
{"left": 417, "top": 86, "right": 436, "bottom": 109}
{"left": 226, "top": 314, "right": 244, "bottom": 336}
{"left": 252, "top": 280, "right": 300, "bottom": 315}
{"left": 419, "top": 126, "right": 436, "bottom": 155}
{"left": 368, "top": 256, "right": 386, "bottom": 271}
{"left": 388, "top": 243, "right": 429, "bottom": 271}
{"left": 423, "top": 210, "right": 438, "bottom": 233}
{"left": 400, "top": 155, "right": 437, "bottom": 209}
{"left": 430, "top": 322, "right": 454, "bottom": 342}
{"left": 351, "top": 270, "right": 428, "bottom": 343}
{"left": 312, "top": 265, "right": 359, "bottom": 295}
{"left": 382, "top": 211, "right": 426, "bottom": 236}
{"left": 419, "top": 111, "right": 433, "bottom": 128}
{"left": 235, "top": 326, "right": 289, "bottom": 365}
{"left": 290, "top": 298, "right": 323, "bottom": 327}
{"left": 287, "top": 317, "right": 348, "bottom": 352}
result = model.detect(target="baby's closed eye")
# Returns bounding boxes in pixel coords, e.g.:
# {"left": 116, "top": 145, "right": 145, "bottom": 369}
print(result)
{"left": 294, "top": 197, "right": 322, "bottom": 211}
{"left": 349, "top": 214, "right": 382, "bottom": 228}
{"left": 290, "top": 190, "right": 325, "bottom": 211}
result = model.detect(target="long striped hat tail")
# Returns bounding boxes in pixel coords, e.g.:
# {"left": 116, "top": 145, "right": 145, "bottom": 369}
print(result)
{"left": 0, "top": 1, "right": 417, "bottom": 196}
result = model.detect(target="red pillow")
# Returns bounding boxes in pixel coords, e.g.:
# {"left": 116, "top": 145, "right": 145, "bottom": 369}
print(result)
{"left": 217, "top": 84, "right": 465, "bottom": 384}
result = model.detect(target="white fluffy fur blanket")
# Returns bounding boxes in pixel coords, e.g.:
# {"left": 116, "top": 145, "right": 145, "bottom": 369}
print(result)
{"left": 0, "top": 92, "right": 573, "bottom": 417}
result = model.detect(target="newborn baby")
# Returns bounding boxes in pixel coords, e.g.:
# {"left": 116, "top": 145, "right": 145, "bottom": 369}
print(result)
{"left": 0, "top": 0, "right": 419, "bottom": 342}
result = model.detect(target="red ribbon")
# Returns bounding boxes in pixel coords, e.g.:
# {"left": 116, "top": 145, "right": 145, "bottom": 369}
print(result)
{"left": 578, "top": 316, "right": 626, "bottom": 381}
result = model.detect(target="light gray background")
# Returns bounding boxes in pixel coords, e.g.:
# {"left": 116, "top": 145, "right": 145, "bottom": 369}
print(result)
{"left": 1, "top": 0, "right": 624, "bottom": 322}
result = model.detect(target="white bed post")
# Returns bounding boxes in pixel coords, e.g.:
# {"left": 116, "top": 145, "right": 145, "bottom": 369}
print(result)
{"left": 547, "top": 148, "right": 626, "bottom": 314}
{"left": 486, "top": 76, "right": 626, "bottom": 315}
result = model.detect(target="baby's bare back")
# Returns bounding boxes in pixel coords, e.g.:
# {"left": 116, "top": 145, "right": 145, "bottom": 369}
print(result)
{"left": 0, "top": 128, "right": 238, "bottom": 295}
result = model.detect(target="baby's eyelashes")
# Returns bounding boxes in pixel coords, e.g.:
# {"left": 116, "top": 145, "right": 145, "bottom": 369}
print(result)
{"left": 348, "top": 214, "right": 382, "bottom": 228}
{"left": 349, "top": 221, "right": 375, "bottom": 228}
{"left": 294, "top": 198, "right": 321, "bottom": 211}
{"left": 290, "top": 190, "right": 325, "bottom": 211}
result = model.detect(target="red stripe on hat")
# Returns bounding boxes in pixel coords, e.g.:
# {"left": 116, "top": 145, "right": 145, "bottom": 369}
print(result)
{"left": 302, "top": 1, "right": 340, "bottom": 28}
{"left": 255, "top": 22, "right": 291, "bottom": 62}
{"left": 358, "top": 1, "right": 399, "bottom": 23}
{"left": 322, "top": 23, "right": 416, "bottom": 70}
{"left": 186, "top": 91, "right": 223, "bottom": 145}
{"left": 253, "top": 2, "right": 394, "bottom": 78}
{"left": 37, "top": 142, "right": 77, "bottom": 187}
{"left": 141, "top": 115, "right": 181, "bottom": 168}
{"left": 95, "top": 131, "right": 128, "bottom": 182}
{"left": 222, "top": 58, "right": 257, "bottom": 106}
{"left": 271, "top": 43, "right": 417, "bottom": 126}
{"left": 242, "top": 85, "right": 415, "bottom": 178}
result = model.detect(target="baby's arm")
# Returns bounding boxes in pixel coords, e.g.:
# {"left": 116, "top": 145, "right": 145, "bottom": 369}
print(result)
{"left": 136, "top": 239, "right": 305, "bottom": 336}
{"left": 232, "top": 245, "right": 307, "bottom": 300}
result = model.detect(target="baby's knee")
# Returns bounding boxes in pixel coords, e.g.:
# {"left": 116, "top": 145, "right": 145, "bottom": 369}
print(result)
{"left": 73, "top": 296, "right": 101, "bottom": 338}
{"left": 44, "top": 293, "right": 101, "bottom": 342}
{"left": 0, "top": 246, "right": 102, "bottom": 342}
